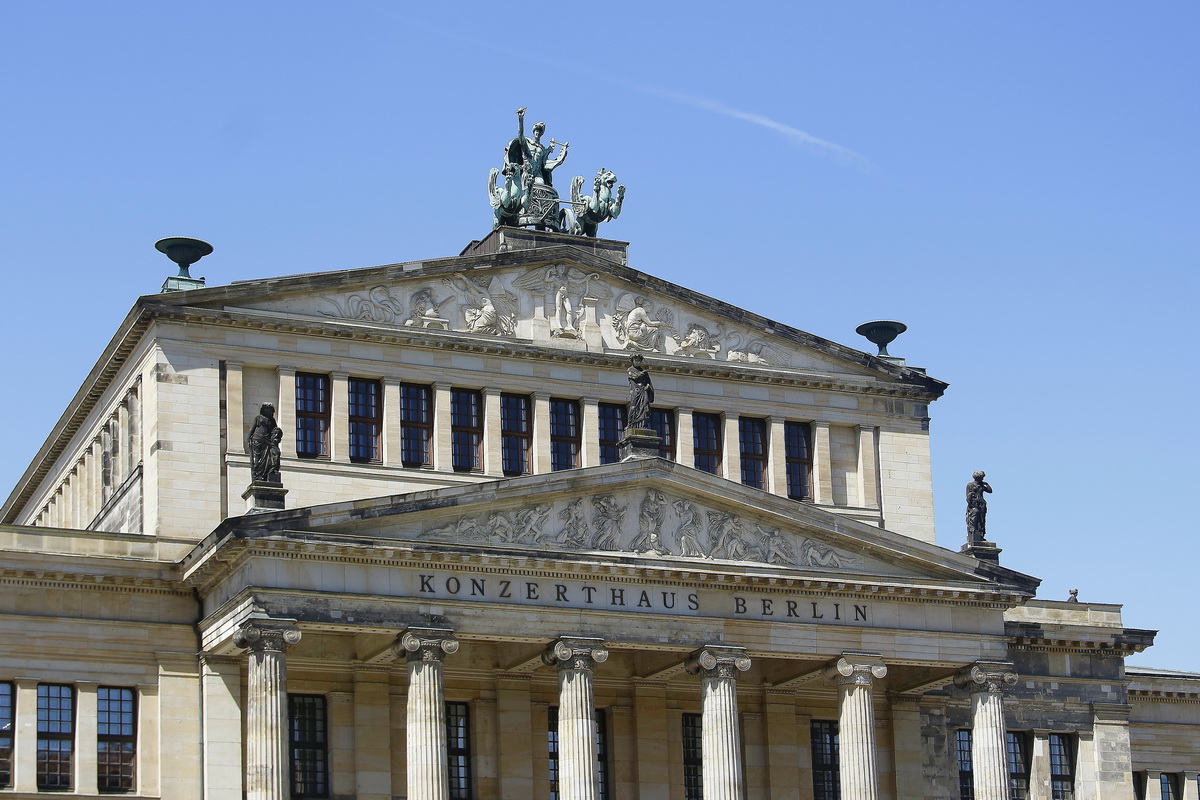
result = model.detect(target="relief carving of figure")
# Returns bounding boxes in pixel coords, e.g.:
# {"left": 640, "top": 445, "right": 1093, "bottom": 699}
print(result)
{"left": 801, "top": 539, "right": 857, "bottom": 569}
{"left": 612, "top": 295, "right": 672, "bottom": 352}
{"left": 556, "top": 499, "right": 590, "bottom": 547}
{"left": 627, "top": 354, "right": 654, "bottom": 430}
{"left": 672, "top": 499, "right": 709, "bottom": 558}
{"left": 707, "top": 511, "right": 758, "bottom": 561}
{"left": 756, "top": 524, "right": 799, "bottom": 566}
{"left": 569, "top": 169, "right": 626, "bottom": 238}
{"left": 672, "top": 323, "right": 723, "bottom": 359}
{"left": 725, "top": 332, "right": 787, "bottom": 366}
{"left": 426, "top": 516, "right": 481, "bottom": 542}
{"left": 404, "top": 288, "right": 455, "bottom": 329}
{"left": 631, "top": 490, "right": 670, "bottom": 555}
{"left": 515, "top": 504, "right": 553, "bottom": 544}
{"left": 442, "top": 274, "right": 517, "bottom": 336}
{"left": 247, "top": 403, "right": 283, "bottom": 483}
{"left": 486, "top": 511, "right": 517, "bottom": 543}
{"left": 966, "top": 470, "right": 993, "bottom": 544}
{"left": 322, "top": 285, "right": 405, "bottom": 324}
{"left": 590, "top": 495, "right": 626, "bottom": 550}
{"left": 513, "top": 265, "right": 612, "bottom": 339}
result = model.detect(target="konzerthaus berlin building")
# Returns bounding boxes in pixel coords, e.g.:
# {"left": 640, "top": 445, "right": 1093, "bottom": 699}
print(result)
{"left": 1, "top": 226, "right": 1196, "bottom": 800}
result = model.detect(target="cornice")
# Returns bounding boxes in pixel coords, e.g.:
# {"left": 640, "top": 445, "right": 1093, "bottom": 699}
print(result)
{"left": 0, "top": 566, "right": 187, "bottom": 596}
{"left": 182, "top": 530, "right": 1031, "bottom": 609}
{"left": 1008, "top": 634, "right": 1151, "bottom": 657}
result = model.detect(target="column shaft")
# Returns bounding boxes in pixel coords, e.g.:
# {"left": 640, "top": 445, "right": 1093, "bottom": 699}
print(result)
{"left": 957, "top": 662, "right": 1018, "bottom": 800}
{"left": 543, "top": 637, "right": 609, "bottom": 800}
{"left": 824, "top": 653, "right": 887, "bottom": 800}
{"left": 398, "top": 628, "right": 459, "bottom": 800}
{"left": 235, "top": 619, "right": 302, "bottom": 800}
{"left": 687, "top": 646, "right": 752, "bottom": 800}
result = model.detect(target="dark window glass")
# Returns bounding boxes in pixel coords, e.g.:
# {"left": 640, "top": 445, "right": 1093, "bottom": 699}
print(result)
{"left": 0, "top": 682, "right": 12, "bottom": 788}
{"left": 649, "top": 408, "right": 675, "bottom": 460}
{"left": 447, "top": 701, "right": 472, "bottom": 800}
{"left": 550, "top": 399, "right": 580, "bottom": 471}
{"left": 957, "top": 729, "right": 974, "bottom": 800}
{"left": 500, "top": 394, "right": 531, "bottom": 476}
{"left": 549, "top": 708, "right": 608, "bottom": 800}
{"left": 1007, "top": 731, "right": 1030, "bottom": 800}
{"left": 97, "top": 687, "right": 136, "bottom": 793}
{"left": 598, "top": 403, "right": 626, "bottom": 464}
{"left": 1161, "top": 773, "right": 1180, "bottom": 800}
{"left": 296, "top": 373, "right": 330, "bottom": 458}
{"left": 683, "top": 712, "right": 702, "bottom": 800}
{"left": 1048, "top": 733, "right": 1075, "bottom": 800}
{"left": 37, "top": 683, "right": 74, "bottom": 791}
{"left": 811, "top": 720, "right": 839, "bottom": 800}
{"left": 785, "top": 421, "right": 813, "bottom": 500}
{"left": 693, "top": 413, "right": 722, "bottom": 475}
{"left": 451, "top": 390, "right": 483, "bottom": 472}
{"left": 348, "top": 378, "right": 381, "bottom": 463}
{"left": 400, "top": 384, "right": 433, "bottom": 467}
{"left": 289, "top": 694, "right": 328, "bottom": 798}
{"left": 738, "top": 417, "right": 768, "bottom": 489}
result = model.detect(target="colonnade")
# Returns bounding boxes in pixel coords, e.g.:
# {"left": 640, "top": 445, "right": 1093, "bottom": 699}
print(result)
{"left": 233, "top": 619, "right": 1019, "bottom": 800}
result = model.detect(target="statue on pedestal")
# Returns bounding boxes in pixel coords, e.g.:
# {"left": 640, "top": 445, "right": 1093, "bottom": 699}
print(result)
{"left": 247, "top": 403, "right": 283, "bottom": 484}
{"left": 627, "top": 354, "right": 654, "bottom": 430}
{"left": 965, "top": 470, "right": 992, "bottom": 544}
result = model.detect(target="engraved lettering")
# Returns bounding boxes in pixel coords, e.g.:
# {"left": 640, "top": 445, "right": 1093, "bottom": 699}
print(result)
{"left": 500, "top": 580, "right": 512, "bottom": 598}
{"left": 419, "top": 575, "right": 434, "bottom": 593}
{"left": 761, "top": 599, "right": 774, "bottom": 616}
{"left": 787, "top": 600, "right": 799, "bottom": 617}
{"left": 688, "top": 593, "right": 699, "bottom": 610}
{"left": 446, "top": 577, "right": 460, "bottom": 594}
{"left": 638, "top": 591, "right": 652, "bottom": 608}
{"left": 854, "top": 604, "right": 868, "bottom": 621}
{"left": 662, "top": 592, "right": 676, "bottom": 609}
{"left": 611, "top": 588, "right": 626, "bottom": 606}
{"left": 526, "top": 582, "right": 539, "bottom": 600}
{"left": 583, "top": 586, "right": 597, "bottom": 604}
{"left": 556, "top": 584, "right": 568, "bottom": 602}
{"left": 834, "top": 603, "right": 841, "bottom": 620}
{"left": 471, "top": 578, "right": 486, "bottom": 596}
{"left": 811, "top": 602, "right": 824, "bottom": 619}
{"left": 735, "top": 597, "right": 747, "bottom": 614}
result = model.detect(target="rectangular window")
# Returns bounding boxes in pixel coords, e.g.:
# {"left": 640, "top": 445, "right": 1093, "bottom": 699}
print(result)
{"left": 550, "top": 708, "right": 608, "bottom": 800}
{"left": 500, "top": 394, "right": 532, "bottom": 476}
{"left": 296, "top": 373, "right": 330, "bottom": 458}
{"left": 550, "top": 399, "right": 580, "bottom": 471}
{"left": 451, "top": 390, "right": 483, "bottom": 472}
{"left": 650, "top": 408, "right": 675, "bottom": 461}
{"left": 1160, "top": 773, "right": 1180, "bottom": 800}
{"left": 348, "top": 378, "right": 381, "bottom": 463}
{"left": 598, "top": 402, "right": 626, "bottom": 465}
{"left": 682, "top": 712, "right": 702, "bottom": 800}
{"left": 1007, "top": 731, "right": 1030, "bottom": 800}
{"left": 957, "top": 729, "right": 974, "bottom": 800}
{"left": 97, "top": 687, "right": 136, "bottom": 794}
{"left": 1048, "top": 733, "right": 1075, "bottom": 800}
{"left": 738, "top": 417, "right": 768, "bottom": 489}
{"left": 693, "top": 412, "right": 722, "bottom": 475}
{"left": 288, "top": 694, "right": 329, "bottom": 799}
{"left": 400, "top": 383, "right": 433, "bottom": 467}
{"left": 37, "top": 683, "right": 75, "bottom": 791}
{"left": 0, "top": 682, "right": 12, "bottom": 788}
{"left": 447, "top": 701, "right": 472, "bottom": 800}
{"left": 811, "top": 720, "right": 840, "bottom": 800}
{"left": 785, "top": 421, "right": 813, "bottom": 500}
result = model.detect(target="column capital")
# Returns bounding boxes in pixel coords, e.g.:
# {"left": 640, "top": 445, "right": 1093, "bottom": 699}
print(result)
{"left": 542, "top": 636, "right": 609, "bottom": 671}
{"left": 685, "top": 645, "right": 751, "bottom": 679}
{"left": 823, "top": 652, "right": 887, "bottom": 686}
{"left": 395, "top": 627, "right": 459, "bottom": 663}
{"left": 233, "top": 618, "right": 301, "bottom": 654}
{"left": 954, "top": 660, "right": 1017, "bottom": 694}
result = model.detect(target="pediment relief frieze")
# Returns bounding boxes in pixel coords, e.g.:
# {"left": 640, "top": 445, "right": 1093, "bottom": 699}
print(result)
{"left": 227, "top": 264, "right": 872, "bottom": 377}
{"left": 416, "top": 488, "right": 886, "bottom": 575}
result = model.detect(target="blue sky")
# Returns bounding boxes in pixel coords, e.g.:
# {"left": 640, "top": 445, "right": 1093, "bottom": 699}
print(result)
{"left": 2, "top": 2, "right": 1197, "bottom": 668}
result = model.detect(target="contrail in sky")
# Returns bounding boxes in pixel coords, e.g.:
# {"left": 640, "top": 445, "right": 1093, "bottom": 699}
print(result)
{"left": 629, "top": 84, "right": 869, "bottom": 167}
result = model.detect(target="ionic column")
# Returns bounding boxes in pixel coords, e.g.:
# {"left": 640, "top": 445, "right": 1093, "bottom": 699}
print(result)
{"left": 542, "top": 637, "right": 609, "bottom": 800}
{"left": 685, "top": 645, "right": 752, "bottom": 800}
{"left": 396, "top": 627, "right": 459, "bottom": 800}
{"left": 233, "top": 618, "right": 302, "bottom": 800}
{"left": 955, "top": 661, "right": 1018, "bottom": 800}
{"left": 823, "top": 653, "right": 887, "bottom": 800}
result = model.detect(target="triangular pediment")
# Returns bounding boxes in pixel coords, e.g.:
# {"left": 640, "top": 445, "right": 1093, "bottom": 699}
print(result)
{"left": 207, "top": 460, "right": 1034, "bottom": 595}
{"left": 151, "top": 243, "right": 944, "bottom": 392}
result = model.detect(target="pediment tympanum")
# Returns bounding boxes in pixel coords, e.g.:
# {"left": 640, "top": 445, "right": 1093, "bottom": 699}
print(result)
{"left": 215, "top": 258, "right": 890, "bottom": 380}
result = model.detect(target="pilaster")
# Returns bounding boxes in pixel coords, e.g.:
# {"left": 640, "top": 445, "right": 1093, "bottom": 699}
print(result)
{"left": 955, "top": 661, "right": 1018, "bottom": 800}
{"left": 581, "top": 397, "right": 600, "bottom": 467}
{"left": 767, "top": 417, "right": 788, "bottom": 501}
{"left": 276, "top": 367, "right": 296, "bottom": 458}
{"left": 634, "top": 681, "right": 670, "bottom": 800}
{"left": 823, "top": 653, "right": 887, "bottom": 800}
{"left": 764, "top": 690, "right": 801, "bottom": 800}
{"left": 383, "top": 378, "right": 402, "bottom": 466}
{"left": 201, "top": 654, "right": 244, "bottom": 800}
{"left": 433, "top": 382, "right": 453, "bottom": 471}
{"left": 13, "top": 679, "right": 37, "bottom": 792}
{"left": 533, "top": 392, "right": 551, "bottom": 473}
{"left": 225, "top": 360, "right": 245, "bottom": 455}
{"left": 353, "top": 667, "right": 393, "bottom": 800}
{"left": 483, "top": 387, "right": 504, "bottom": 475}
{"left": 542, "top": 637, "right": 609, "bottom": 800}
{"left": 856, "top": 424, "right": 880, "bottom": 509}
{"left": 722, "top": 411, "right": 740, "bottom": 482}
{"left": 496, "top": 675, "right": 534, "bottom": 800}
{"left": 330, "top": 372, "right": 349, "bottom": 463}
{"left": 75, "top": 682, "right": 99, "bottom": 794}
{"left": 676, "top": 407, "right": 695, "bottom": 468}
{"left": 685, "top": 645, "right": 752, "bottom": 800}
{"left": 812, "top": 421, "right": 833, "bottom": 504}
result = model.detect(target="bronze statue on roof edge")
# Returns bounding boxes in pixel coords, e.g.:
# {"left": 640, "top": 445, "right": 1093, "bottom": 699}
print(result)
{"left": 488, "top": 108, "right": 625, "bottom": 237}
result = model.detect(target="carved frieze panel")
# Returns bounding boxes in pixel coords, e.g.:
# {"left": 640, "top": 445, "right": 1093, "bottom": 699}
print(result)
{"left": 420, "top": 489, "right": 869, "bottom": 572}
